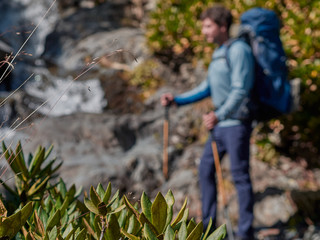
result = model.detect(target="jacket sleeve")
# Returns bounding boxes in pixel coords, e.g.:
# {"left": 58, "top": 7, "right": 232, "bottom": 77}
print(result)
{"left": 215, "top": 43, "right": 254, "bottom": 121}
{"left": 174, "top": 79, "right": 211, "bottom": 106}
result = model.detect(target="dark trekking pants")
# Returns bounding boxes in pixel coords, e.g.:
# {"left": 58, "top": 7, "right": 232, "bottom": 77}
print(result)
{"left": 199, "top": 123, "right": 254, "bottom": 239}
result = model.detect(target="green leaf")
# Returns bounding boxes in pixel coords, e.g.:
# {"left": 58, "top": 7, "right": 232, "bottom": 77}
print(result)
{"left": 67, "top": 184, "right": 76, "bottom": 199}
{"left": 63, "top": 224, "right": 76, "bottom": 240}
{"left": 48, "top": 160, "right": 62, "bottom": 176}
{"left": 144, "top": 223, "right": 158, "bottom": 240}
{"left": 15, "top": 141, "right": 25, "bottom": 161}
{"left": 28, "top": 145, "right": 41, "bottom": 168}
{"left": 165, "top": 190, "right": 175, "bottom": 228}
{"left": 187, "top": 219, "right": 196, "bottom": 235}
{"left": 75, "top": 185, "right": 83, "bottom": 199}
{"left": 151, "top": 192, "right": 167, "bottom": 233}
{"left": 108, "top": 190, "right": 120, "bottom": 207}
{"left": 58, "top": 178, "right": 67, "bottom": 198}
{"left": 123, "top": 195, "right": 140, "bottom": 220}
{"left": 60, "top": 195, "right": 70, "bottom": 214}
{"left": 39, "top": 159, "right": 59, "bottom": 176}
{"left": 60, "top": 208, "right": 72, "bottom": 226}
{"left": 165, "top": 190, "right": 175, "bottom": 206}
{"left": 206, "top": 224, "right": 227, "bottom": 240}
{"left": 0, "top": 202, "right": 33, "bottom": 239}
{"left": 15, "top": 177, "right": 24, "bottom": 195}
{"left": 102, "top": 182, "right": 112, "bottom": 204}
{"left": 141, "top": 192, "right": 152, "bottom": 222}
{"left": 182, "top": 208, "right": 189, "bottom": 222}
{"left": 29, "top": 145, "right": 46, "bottom": 178}
{"left": 121, "top": 229, "right": 140, "bottom": 240}
{"left": 96, "top": 183, "right": 105, "bottom": 200}
{"left": 178, "top": 221, "right": 188, "bottom": 240}
{"left": 5, "top": 146, "right": 23, "bottom": 179}
{"left": 90, "top": 186, "right": 102, "bottom": 207}
{"left": 15, "top": 141, "right": 29, "bottom": 179}
{"left": 21, "top": 202, "right": 34, "bottom": 224}
{"left": 67, "top": 201, "right": 77, "bottom": 215}
{"left": 171, "top": 197, "right": 187, "bottom": 227}
{"left": 55, "top": 196, "right": 63, "bottom": 210}
{"left": 44, "top": 145, "right": 54, "bottom": 160}
{"left": 46, "top": 209, "right": 61, "bottom": 231}
{"left": 186, "top": 222, "right": 203, "bottom": 240}
{"left": 44, "top": 195, "right": 53, "bottom": 211}
{"left": 107, "top": 204, "right": 126, "bottom": 216}
{"left": 39, "top": 208, "right": 49, "bottom": 230}
{"left": 127, "top": 214, "right": 140, "bottom": 235}
{"left": 62, "top": 223, "right": 75, "bottom": 238}
{"left": 2, "top": 141, "right": 9, "bottom": 158}
{"left": 202, "top": 218, "right": 213, "bottom": 240}
{"left": 140, "top": 213, "right": 158, "bottom": 236}
{"left": 27, "top": 176, "right": 50, "bottom": 196}
{"left": 105, "top": 214, "right": 121, "bottom": 240}
{"left": 164, "top": 225, "right": 175, "bottom": 240}
{"left": 84, "top": 198, "right": 100, "bottom": 215}
{"left": 0, "top": 211, "right": 21, "bottom": 239}
{"left": 49, "top": 226, "right": 58, "bottom": 240}
{"left": 118, "top": 207, "right": 127, "bottom": 228}
{"left": 75, "top": 228, "right": 86, "bottom": 240}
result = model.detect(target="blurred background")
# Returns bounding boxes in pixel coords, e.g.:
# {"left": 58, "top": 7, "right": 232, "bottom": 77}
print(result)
{"left": 0, "top": 0, "right": 320, "bottom": 238}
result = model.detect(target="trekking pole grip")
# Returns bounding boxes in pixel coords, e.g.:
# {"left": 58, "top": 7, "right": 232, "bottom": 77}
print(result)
{"left": 165, "top": 105, "right": 169, "bottom": 120}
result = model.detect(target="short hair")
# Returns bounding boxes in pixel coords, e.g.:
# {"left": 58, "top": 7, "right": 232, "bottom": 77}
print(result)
{"left": 200, "top": 5, "right": 233, "bottom": 31}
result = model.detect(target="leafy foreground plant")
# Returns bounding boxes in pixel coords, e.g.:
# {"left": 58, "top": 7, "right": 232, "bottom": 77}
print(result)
{"left": 0, "top": 142, "right": 226, "bottom": 239}
{"left": 82, "top": 184, "right": 227, "bottom": 240}
{"left": 0, "top": 141, "right": 62, "bottom": 208}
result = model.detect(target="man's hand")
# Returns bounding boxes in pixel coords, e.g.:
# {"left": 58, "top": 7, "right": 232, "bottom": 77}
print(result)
{"left": 202, "top": 111, "right": 219, "bottom": 130}
{"left": 161, "top": 93, "right": 175, "bottom": 106}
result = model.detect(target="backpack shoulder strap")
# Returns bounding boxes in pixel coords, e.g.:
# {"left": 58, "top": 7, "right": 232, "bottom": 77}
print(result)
{"left": 211, "top": 38, "right": 249, "bottom": 69}
{"left": 222, "top": 38, "right": 246, "bottom": 69}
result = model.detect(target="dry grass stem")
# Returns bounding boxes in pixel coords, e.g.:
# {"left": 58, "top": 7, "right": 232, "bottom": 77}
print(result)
{"left": 0, "top": 0, "right": 57, "bottom": 85}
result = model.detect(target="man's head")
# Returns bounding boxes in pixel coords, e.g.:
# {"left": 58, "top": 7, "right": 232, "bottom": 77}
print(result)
{"left": 200, "top": 5, "right": 233, "bottom": 45}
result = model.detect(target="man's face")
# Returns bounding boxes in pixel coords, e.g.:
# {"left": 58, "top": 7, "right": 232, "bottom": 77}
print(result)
{"left": 201, "top": 18, "right": 226, "bottom": 44}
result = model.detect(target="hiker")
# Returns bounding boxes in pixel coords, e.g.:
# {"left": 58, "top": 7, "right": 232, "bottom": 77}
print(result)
{"left": 161, "top": 5, "right": 255, "bottom": 240}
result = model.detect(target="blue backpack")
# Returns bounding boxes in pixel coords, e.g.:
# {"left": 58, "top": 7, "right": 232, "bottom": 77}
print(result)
{"left": 227, "top": 8, "right": 293, "bottom": 121}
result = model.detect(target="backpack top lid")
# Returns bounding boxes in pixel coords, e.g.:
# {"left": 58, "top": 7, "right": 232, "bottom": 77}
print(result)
{"left": 240, "top": 8, "right": 280, "bottom": 37}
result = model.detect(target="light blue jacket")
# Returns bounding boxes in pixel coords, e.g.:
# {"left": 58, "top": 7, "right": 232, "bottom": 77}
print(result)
{"left": 174, "top": 40, "right": 254, "bottom": 127}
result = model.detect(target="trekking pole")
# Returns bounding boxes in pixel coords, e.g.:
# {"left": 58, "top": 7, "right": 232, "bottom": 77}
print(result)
{"left": 163, "top": 105, "right": 169, "bottom": 180}
{"left": 210, "top": 131, "right": 235, "bottom": 240}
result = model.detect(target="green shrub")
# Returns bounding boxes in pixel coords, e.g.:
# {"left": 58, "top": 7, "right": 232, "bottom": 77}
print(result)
{"left": 0, "top": 142, "right": 227, "bottom": 239}
{"left": 146, "top": 0, "right": 218, "bottom": 69}
{"left": 128, "top": 59, "right": 164, "bottom": 100}
{"left": 0, "top": 141, "right": 61, "bottom": 208}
